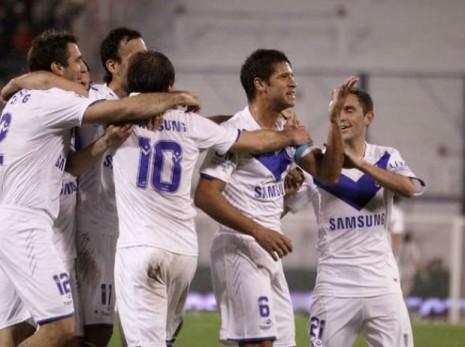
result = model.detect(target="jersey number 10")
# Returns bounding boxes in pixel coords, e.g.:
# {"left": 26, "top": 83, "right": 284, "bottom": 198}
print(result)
{"left": 136, "top": 137, "right": 183, "bottom": 193}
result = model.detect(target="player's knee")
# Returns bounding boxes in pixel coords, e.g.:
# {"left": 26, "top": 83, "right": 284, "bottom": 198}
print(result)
{"left": 40, "top": 317, "right": 75, "bottom": 345}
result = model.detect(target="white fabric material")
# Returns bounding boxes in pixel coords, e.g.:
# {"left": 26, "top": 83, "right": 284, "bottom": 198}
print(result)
{"left": 76, "top": 231, "right": 117, "bottom": 326}
{"left": 0, "top": 211, "right": 74, "bottom": 324}
{"left": 115, "top": 246, "right": 197, "bottom": 347}
{"left": 210, "top": 233, "right": 295, "bottom": 346}
{"left": 74, "top": 83, "right": 119, "bottom": 327}
{"left": 201, "top": 106, "right": 296, "bottom": 345}
{"left": 52, "top": 172, "right": 78, "bottom": 261}
{"left": 76, "top": 83, "right": 119, "bottom": 236}
{"left": 286, "top": 143, "right": 425, "bottom": 298}
{"left": 0, "top": 89, "right": 90, "bottom": 221}
{"left": 200, "top": 106, "right": 296, "bottom": 235}
{"left": 389, "top": 204, "right": 405, "bottom": 235}
{"left": 309, "top": 293, "right": 413, "bottom": 347}
{"left": 113, "top": 109, "right": 238, "bottom": 255}
{"left": 0, "top": 88, "right": 93, "bottom": 326}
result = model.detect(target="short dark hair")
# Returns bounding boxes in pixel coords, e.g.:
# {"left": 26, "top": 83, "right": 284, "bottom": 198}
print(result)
{"left": 349, "top": 88, "right": 374, "bottom": 114}
{"left": 100, "top": 27, "right": 142, "bottom": 83}
{"left": 240, "top": 49, "right": 291, "bottom": 102}
{"left": 127, "top": 50, "right": 175, "bottom": 93}
{"left": 27, "top": 30, "right": 77, "bottom": 72}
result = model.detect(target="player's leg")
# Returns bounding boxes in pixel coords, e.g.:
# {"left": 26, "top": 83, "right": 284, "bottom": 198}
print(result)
{"left": 0, "top": 321, "right": 35, "bottom": 347}
{"left": 361, "top": 293, "right": 414, "bottom": 347}
{"left": 165, "top": 254, "right": 197, "bottom": 347}
{"left": 0, "top": 265, "right": 34, "bottom": 346}
{"left": 0, "top": 224, "right": 75, "bottom": 347}
{"left": 18, "top": 317, "right": 74, "bottom": 347}
{"left": 76, "top": 231, "right": 117, "bottom": 347}
{"left": 271, "top": 265, "right": 295, "bottom": 347}
{"left": 115, "top": 246, "right": 170, "bottom": 346}
{"left": 210, "top": 234, "right": 278, "bottom": 346}
{"left": 309, "top": 296, "right": 361, "bottom": 347}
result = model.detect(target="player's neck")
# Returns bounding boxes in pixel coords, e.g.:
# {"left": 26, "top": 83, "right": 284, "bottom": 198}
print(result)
{"left": 249, "top": 102, "right": 281, "bottom": 129}
{"left": 108, "top": 80, "right": 127, "bottom": 99}
{"left": 345, "top": 137, "right": 366, "bottom": 158}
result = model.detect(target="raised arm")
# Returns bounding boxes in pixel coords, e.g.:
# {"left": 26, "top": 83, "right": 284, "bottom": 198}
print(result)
{"left": 65, "top": 124, "right": 133, "bottom": 176}
{"left": 230, "top": 126, "right": 310, "bottom": 154}
{"left": 297, "top": 77, "right": 358, "bottom": 184}
{"left": 195, "top": 177, "right": 293, "bottom": 261}
{"left": 1, "top": 71, "right": 88, "bottom": 102}
{"left": 82, "top": 90, "right": 200, "bottom": 124}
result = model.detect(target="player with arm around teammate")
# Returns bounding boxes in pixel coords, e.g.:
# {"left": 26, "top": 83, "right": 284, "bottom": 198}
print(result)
{"left": 285, "top": 88, "right": 425, "bottom": 347}
{"left": 0, "top": 29, "right": 199, "bottom": 347}
{"left": 194, "top": 48, "right": 354, "bottom": 347}
{"left": 112, "top": 49, "right": 310, "bottom": 347}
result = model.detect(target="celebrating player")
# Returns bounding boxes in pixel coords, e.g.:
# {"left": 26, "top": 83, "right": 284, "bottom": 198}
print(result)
{"left": 0, "top": 29, "right": 199, "bottom": 347}
{"left": 285, "top": 88, "right": 425, "bottom": 347}
{"left": 112, "top": 50, "right": 310, "bottom": 347}
{"left": 195, "top": 49, "right": 354, "bottom": 347}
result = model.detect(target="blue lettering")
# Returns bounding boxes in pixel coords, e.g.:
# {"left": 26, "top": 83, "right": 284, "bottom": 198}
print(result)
{"left": 160, "top": 120, "right": 187, "bottom": 133}
{"left": 357, "top": 215, "right": 365, "bottom": 228}
{"left": 55, "top": 155, "right": 65, "bottom": 171}
{"left": 329, "top": 218, "right": 336, "bottom": 231}
{"left": 254, "top": 186, "right": 262, "bottom": 198}
{"left": 365, "top": 215, "right": 373, "bottom": 227}
{"left": 103, "top": 154, "right": 113, "bottom": 168}
{"left": 336, "top": 218, "right": 345, "bottom": 230}
{"left": 374, "top": 214, "right": 382, "bottom": 226}
{"left": 345, "top": 216, "right": 356, "bottom": 229}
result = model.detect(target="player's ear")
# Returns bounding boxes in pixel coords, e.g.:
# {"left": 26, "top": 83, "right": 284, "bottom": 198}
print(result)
{"left": 254, "top": 77, "right": 267, "bottom": 94}
{"left": 50, "top": 62, "right": 64, "bottom": 76}
{"left": 364, "top": 111, "right": 374, "bottom": 126}
{"left": 105, "top": 59, "right": 118, "bottom": 76}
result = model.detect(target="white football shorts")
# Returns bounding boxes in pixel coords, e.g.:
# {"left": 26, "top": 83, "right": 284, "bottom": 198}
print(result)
{"left": 115, "top": 246, "right": 197, "bottom": 347}
{"left": 309, "top": 292, "right": 413, "bottom": 347}
{"left": 75, "top": 230, "right": 117, "bottom": 327}
{"left": 0, "top": 210, "right": 74, "bottom": 327}
{"left": 210, "top": 233, "right": 295, "bottom": 347}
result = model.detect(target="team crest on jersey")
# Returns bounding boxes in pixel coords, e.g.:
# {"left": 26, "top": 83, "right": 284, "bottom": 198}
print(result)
{"left": 315, "top": 152, "right": 390, "bottom": 210}
{"left": 254, "top": 149, "right": 291, "bottom": 180}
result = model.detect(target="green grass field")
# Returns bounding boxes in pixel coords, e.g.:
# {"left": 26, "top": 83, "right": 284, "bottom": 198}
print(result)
{"left": 109, "top": 312, "right": 465, "bottom": 347}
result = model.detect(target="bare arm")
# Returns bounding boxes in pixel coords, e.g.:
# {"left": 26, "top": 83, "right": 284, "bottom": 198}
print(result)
{"left": 208, "top": 115, "right": 232, "bottom": 124}
{"left": 195, "top": 177, "right": 293, "bottom": 261}
{"left": 298, "top": 77, "right": 358, "bottom": 184}
{"left": 65, "top": 124, "right": 133, "bottom": 176}
{"left": 391, "top": 233, "right": 402, "bottom": 257}
{"left": 230, "top": 126, "right": 310, "bottom": 154}
{"left": 344, "top": 152, "right": 417, "bottom": 197}
{"left": 83, "top": 91, "right": 200, "bottom": 125}
{"left": 1, "top": 71, "right": 88, "bottom": 102}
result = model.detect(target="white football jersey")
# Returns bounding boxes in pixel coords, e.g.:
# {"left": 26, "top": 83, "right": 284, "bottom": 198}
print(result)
{"left": 0, "top": 88, "right": 92, "bottom": 222}
{"left": 75, "top": 83, "right": 119, "bottom": 235}
{"left": 200, "top": 106, "right": 296, "bottom": 236}
{"left": 52, "top": 171, "right": 78, "bottom": 261}
{"left": 113, "top": 109, "right": 239, "bottom": 255}
{"left": 286, "top": 143, "right": 425, "bottom": 297}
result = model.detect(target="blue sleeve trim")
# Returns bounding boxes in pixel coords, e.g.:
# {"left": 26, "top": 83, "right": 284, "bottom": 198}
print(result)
{"left": 234, "top": 129, "right": 241, "bottom": 143}
{"left": 200, "top": 173, "right": 218, "bottom": 180}
{"left": 36, "top": 312, "right": 74, "bottom": 325}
